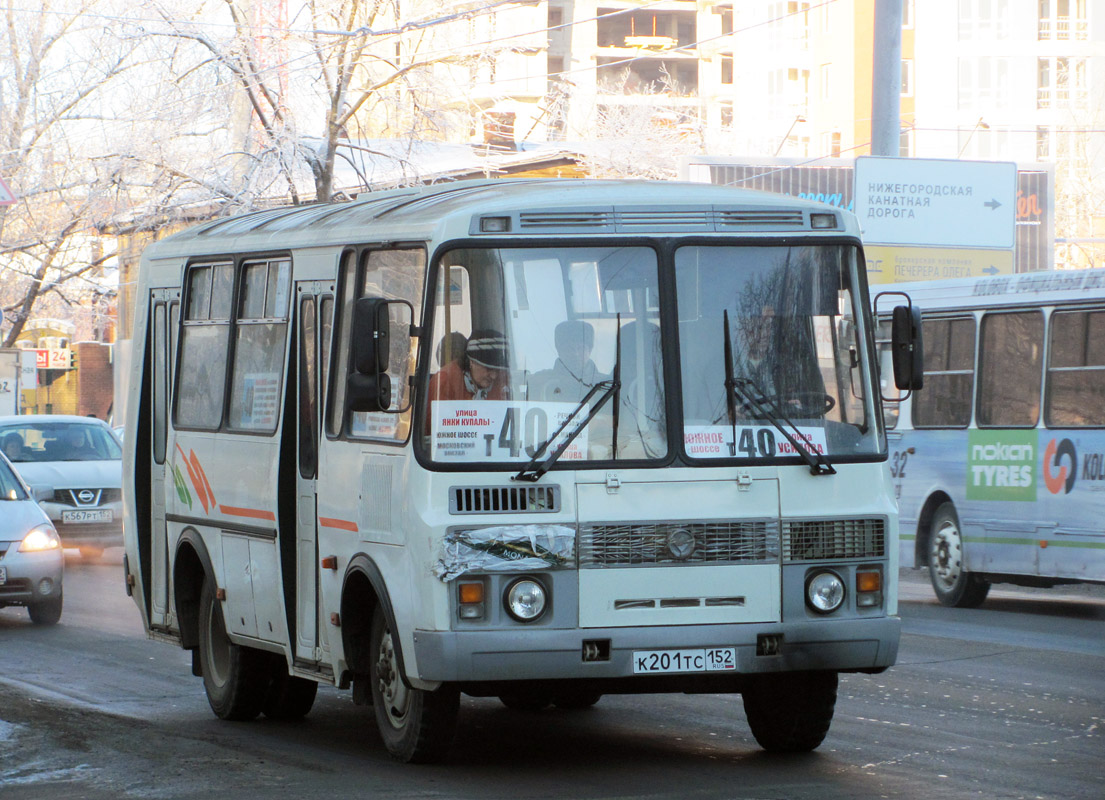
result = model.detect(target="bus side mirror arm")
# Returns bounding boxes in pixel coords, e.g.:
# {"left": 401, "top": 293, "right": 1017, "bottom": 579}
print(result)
{"left": 346, "top": 298, "right": 416, "bottom": 414}
{"left": 874, "top": 291, "right": 924, "bottom": 402}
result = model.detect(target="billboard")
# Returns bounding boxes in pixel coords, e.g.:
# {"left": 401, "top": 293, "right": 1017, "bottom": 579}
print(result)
{"left": 685, "top": 158, "right": 1054, "bottom": 274}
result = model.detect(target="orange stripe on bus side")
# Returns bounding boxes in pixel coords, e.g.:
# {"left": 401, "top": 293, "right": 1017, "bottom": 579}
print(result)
{"left": 219, "top": 505, "right": 277, "bottom": 521}
{"left": 319, "top": 517, "right": 359, "bottom": 532}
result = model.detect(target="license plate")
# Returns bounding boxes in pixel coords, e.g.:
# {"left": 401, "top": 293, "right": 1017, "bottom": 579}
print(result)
{"left": 61, "top": 509, "right": 113, "bottom": 524}
{"left": 0, "top": 566, "right": 6, "bottom": 585}
{"left": 632, "top": 647, "right": 737, "bottom": 674}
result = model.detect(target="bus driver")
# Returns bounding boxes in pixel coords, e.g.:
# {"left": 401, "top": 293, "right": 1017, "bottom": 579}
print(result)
{"left": 426, "top": 329, "right": 510, "bottom": 402}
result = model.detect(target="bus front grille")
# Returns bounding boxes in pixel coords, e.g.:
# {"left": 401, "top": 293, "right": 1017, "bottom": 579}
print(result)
{"left": 449, "top": 485, "right": 561, "bottom": 514}
{"left": 578, "top": 521, "right": 779, "bottom": 567}
{"left": 781, "top": 518, "right": 886, "bottom": 561}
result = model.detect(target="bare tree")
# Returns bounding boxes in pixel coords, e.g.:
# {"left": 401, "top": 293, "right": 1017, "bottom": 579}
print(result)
{"left": 145, "top": 0, "right": 525, "bottom": 204}
{"left": 0, "top": 1, "right": 144, "bottom": 346}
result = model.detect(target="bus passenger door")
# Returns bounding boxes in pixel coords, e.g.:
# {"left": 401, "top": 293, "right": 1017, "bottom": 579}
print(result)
{"left": 148, "top": 290, "right": 178, "bottom": 629}
{"left": 292, "top": 284, "right": 332, "bottom": 664}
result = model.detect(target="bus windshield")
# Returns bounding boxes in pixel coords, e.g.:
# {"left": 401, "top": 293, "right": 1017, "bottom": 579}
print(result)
{"left": 422, "top": 245, "right": 666, "bottom": 464}
{"left": 675, "top": 244, "right": 879, "bottom": 460}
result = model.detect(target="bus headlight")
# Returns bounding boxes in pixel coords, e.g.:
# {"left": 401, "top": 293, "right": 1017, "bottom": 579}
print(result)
{"left": 504, "top": 578, "right": 548, "bottom": 622}
{"left": 806, "top": 571, "right": 845, "bottom": 614}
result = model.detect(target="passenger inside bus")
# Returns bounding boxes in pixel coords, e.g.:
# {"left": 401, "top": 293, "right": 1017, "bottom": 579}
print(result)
{"left": 527, "top": 320, "right": 609, "bottom": 402}
{"left": 426, "top": 329, "right": 510, "bottom": 403}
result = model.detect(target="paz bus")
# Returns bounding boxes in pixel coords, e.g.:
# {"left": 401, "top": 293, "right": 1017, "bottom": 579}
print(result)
{"left": 880, "top": 268, "right": 1105, "bottom": 607}
{"left": 120, "top": 178, "right": 920, "bottom": 762}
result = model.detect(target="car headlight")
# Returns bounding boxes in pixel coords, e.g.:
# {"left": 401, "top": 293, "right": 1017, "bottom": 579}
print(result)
{"left": 504, "top": 578, "right": 548, "bottom": 622}
{"left": 20, "top": 524, "right": 61, "bottom": 553}
{"left": 806, "top": 570, "right": 845, "bottom": 614}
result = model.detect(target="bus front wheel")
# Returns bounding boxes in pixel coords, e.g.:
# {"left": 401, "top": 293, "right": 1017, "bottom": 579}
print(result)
{"left": 369, "top": 606, "right": 459, "bottom": 763}
{"left": 928, "top": 502, "right": 990, "bottom": 608}
{"left": 198, "top": 578, "right": 269, "bottom": 720}
{"left": 743, "top": 671, "right": 837, "bottom": 752}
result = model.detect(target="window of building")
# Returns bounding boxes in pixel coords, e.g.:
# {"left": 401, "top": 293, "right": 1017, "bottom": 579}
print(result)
{"left": 1036, "top": 126, "right": 1051, "bottom": 159}
{"left": 1039, "top": 0, "right": 1089, "bottom": 40}
{"left": 902, "top": 0, "right": 914, "bottom": 27}
{"left": 960, "top": 0, "right": 1011, "bottom": 38}
{"left": 913, "top": 317, "right": 975, "bottom": 428}
{"left": 820, "top": 63, "right": 831, "bottom": 101}
{"left": 1045, "top": 309, "right": 1105, "bottom": 426}
{"left": 901, "top": 59, "right": 914, "bottom": 96}
{"left": 977, "top": 311, "right": 1044, "bottom": 427}
{"left": 899, "top": 127, "right": 913, "bottom": 157}
{"left": 721, "top": 54, "right": 733, "bottom": 85}
{"left": 548, "top": 6, "right": 563, "bottom": 29}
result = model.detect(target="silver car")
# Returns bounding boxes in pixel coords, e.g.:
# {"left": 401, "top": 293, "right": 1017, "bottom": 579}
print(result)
{"left": 0, "top": 451, "right": 64, "bottom": 624}
{"left": 0, "top": 415, "right": 123, "bottom": 559}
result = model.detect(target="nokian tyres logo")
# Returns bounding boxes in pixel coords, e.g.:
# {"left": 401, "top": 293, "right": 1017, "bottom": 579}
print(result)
{"left": 966, "top": 430, "right": 1037, "bottom": 501}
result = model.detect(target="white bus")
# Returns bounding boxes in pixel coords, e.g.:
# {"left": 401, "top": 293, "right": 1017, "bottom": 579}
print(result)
{"left": 880, "top": 268, "right": 1105, "bottom": 607}
{"left": 121, "top": 178, "right": 919, "bottom": 762}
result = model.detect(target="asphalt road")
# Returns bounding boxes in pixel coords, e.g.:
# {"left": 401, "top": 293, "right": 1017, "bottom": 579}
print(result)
{"left": 1, "top": 551, "right": 1102, "bottom": 800}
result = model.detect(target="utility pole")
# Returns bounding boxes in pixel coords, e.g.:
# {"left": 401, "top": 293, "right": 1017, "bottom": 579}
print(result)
{"left": 871, "top": 0, "right": 903, "bottom": 157}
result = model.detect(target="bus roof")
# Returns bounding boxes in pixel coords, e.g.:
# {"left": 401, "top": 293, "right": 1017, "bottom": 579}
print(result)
{"left": 140, "top": 178, "right": 859, "bottom": 262}
{"left": 882, "top": 268, "right": 1105, "bottom": 313}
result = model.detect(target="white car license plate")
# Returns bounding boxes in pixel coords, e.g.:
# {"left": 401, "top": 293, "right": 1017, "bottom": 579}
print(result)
{"left": 62, "top": 509, "right": 113, "bottom": 524}
{"left": 632, "top": 647, "right": 737, "bottom": 674}
{"left": 0, "top": 566, "right": 6, "bottom": 585}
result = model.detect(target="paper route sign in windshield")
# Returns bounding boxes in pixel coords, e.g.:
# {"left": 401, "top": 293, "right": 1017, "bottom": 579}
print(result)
{"left": 432, "top": 400, "right": 589, "bottom": 462}
{"left": 684, "top": 425, "right": 827, "bottom": 459}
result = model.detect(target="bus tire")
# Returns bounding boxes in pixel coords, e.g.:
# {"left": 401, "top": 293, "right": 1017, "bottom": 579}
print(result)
{"left": 369, "top": 605, "right": 459, "bottom": 763}
{"left": 198, "top": 578, "right": 269, "bottom": 721}
{"left": 742, "top": 671, "right": 837, "bottom": 752}
{"left": 262, "top": 661, "right": 318, "bottom": 720}
{"left": 928, "top": 502, "right": 990, "bottom": 608}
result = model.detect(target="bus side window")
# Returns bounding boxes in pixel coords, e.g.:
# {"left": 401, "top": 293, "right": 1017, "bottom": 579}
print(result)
{"left": 228, "top": 260, "right": 291, "bottom": 434}
{"left": 977, "top": 310, "right": 1044, "bottom": 427}
{"left": 176, "top": 263, "right": 233, "bottom": 430}
{"left": 1046, "top": 309, "right": 1105, "bottom": 426}
{"left": 912, "top": 316, "right": 975, "bottom": 429}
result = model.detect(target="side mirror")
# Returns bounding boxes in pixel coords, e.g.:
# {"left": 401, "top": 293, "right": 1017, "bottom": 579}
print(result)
{"left": 346, "top": 298, "right": 416, "bottom": 414}
{"left": 351, "top": 298, "right": 390, "bottom": 374}
{"left": 890, "top": 304, "right": 924, "bottom": 391}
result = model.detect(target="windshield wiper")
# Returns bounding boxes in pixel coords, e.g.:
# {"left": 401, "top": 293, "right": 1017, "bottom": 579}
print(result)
{"left": 722, "top": 310, "right": 835, "bottom": 476}
{"left": 512, "top": 378, "right": 620, "bottom": 482}
{"left": 514, "top": 322, "right": 623, "bottom": 483}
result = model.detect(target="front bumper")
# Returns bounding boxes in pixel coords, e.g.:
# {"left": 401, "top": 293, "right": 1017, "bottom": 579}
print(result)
{"left": 0, "top": 546, "right": 64, "bottom": 607}
{"left": 411, "top": 615, "right": 900, "bottom": 684}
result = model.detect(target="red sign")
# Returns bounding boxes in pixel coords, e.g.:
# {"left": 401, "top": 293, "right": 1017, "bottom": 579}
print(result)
{"left": 34, "top": 349, "right": 70, "bottom": 369}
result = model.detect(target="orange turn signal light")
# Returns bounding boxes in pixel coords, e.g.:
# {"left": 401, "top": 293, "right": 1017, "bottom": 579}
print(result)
{"left": 856, "top": 571, "right": 881, "bottom": 593}
{"left": 459, "top": 582, "right": 484, "bottom": 604}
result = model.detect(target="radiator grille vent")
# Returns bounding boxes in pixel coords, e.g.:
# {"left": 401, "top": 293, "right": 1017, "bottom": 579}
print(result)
{"left": 449, "top": 485, "right": 561, "bottom": 514}
{"left": 782, "top": 518, "right": 886, "bottom": 561}
{"left": 579, "top": 520, "right": 779, "bottom": 568}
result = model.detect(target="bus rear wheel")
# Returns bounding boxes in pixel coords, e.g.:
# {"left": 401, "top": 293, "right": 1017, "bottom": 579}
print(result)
{"left": 743, "top": 671, "right": 837, "bottom": 752}
{"left": 928, "top": 502, "right": 990, "bottom": 608}
{"left": 198, "top": 578, "right": 269, "bottom": 720}
{"left": 369, "top": 606, "right": 459, "bottom": 763}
